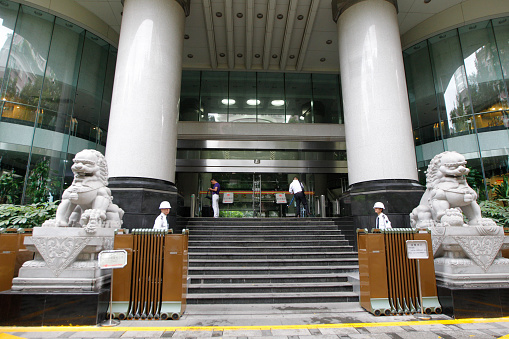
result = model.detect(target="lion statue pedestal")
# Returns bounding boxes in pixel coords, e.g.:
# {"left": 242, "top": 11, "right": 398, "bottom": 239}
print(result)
{"left": 410, "top": 151, "right": 509, "bottom": 317}
{"left": 11, "top": 149, "right": 123, "bottom": 292}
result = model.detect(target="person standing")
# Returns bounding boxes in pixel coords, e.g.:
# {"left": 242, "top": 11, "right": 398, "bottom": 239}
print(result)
{"left": 289, "top": 176, "right": 310, "bottom": 217}
{"left": 209, "top": 178, "right": 221, "bottom": 218}
{"left": 153, "top": 200, "right": 171, "bottom": 230}
{"left": 373, "top": 201, "right": 392, "bottom": 229}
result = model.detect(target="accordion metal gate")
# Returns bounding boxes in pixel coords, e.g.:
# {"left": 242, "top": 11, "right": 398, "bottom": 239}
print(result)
{"left": 357, "top": 228, "right": 441, "bottom": 316}
{"left": 109, "top": 229, "right": 189, "bottom": 320}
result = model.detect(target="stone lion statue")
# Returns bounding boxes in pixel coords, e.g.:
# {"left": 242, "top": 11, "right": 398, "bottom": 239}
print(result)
{"left": 43, "top": 149, "right": 124, "bottom": 233}
{"left": 410, "top": 151, "right": 495, "bottom": 228}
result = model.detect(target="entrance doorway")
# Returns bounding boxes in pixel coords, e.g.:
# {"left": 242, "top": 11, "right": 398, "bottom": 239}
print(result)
{"left": 198, "top": 173, "right": 315, "bottom": 218}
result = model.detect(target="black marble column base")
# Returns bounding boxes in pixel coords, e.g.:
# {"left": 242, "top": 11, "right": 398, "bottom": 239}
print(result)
{"left": 108, "top": 177, "right": 184, "bottom": 232}
{"left": 340, "top": 179, "right": 424, "bottom": 231}
{"left": 437, "top": 285, "right": 509, "bottom": 319}
{"left": 0, "top": 289, "right": 109, "bottom": 326}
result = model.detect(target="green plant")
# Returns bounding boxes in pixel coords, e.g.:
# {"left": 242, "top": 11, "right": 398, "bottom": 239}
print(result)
{"left": 479, "top": 200, "right": 509, "bottom": 227}
{"left": 0, "top": 201, "right": 58, "bottom": 229}
{"left": 492, "top": 175, "right": 509, "bottom": 202}
{"left": 24, "top": 159, "right": 61, "bottom": 204}
{"left": 0, "top": 170, "right": 23, "bottom": 204}
{"left": 467, "top": 167, "right": 487, "bottom": 201}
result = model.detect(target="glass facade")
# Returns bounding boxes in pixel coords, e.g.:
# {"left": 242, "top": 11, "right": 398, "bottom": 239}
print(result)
{"left": 0, "top": 1, "right": 117, "bottom": 204}
{"left": 404, "top": 16, "right": 509, "bottom": 199}
{"left": 179, "top": 71, "right": 344, "bottom": 124}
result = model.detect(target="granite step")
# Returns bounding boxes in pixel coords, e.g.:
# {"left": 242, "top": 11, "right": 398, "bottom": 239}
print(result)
{"left": 186, "top": 291, "right": 359, "bottom": 304}
{"left": 189, "top": 265, "right": 359, "bottom": 275}
{"left": 189, "top": 240, "right": 349, "bottom": 247}
{"left": 189, "top": 251, "right": 358, "bottom": 260}
{"left": 189, "top": 273, "right": 352, "bottom": 284}
{"left": 189, "top": 245, "right": 354, "bottom": 253}
{"left": 189, "top": 258, "right": 358, "bottom": 267}
{"left": 188, "top": 282, "right": 354, "bottom": 294}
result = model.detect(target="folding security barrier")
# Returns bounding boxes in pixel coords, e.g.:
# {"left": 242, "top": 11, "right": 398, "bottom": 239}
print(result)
{"left": 109, "top": 229, "right": 189, "bottom": 320}
{"left": 357, "top": 228, "right": 441, "bottom": 316}
{"left": 0, "top": 229, "right": 33, "bottom": 292}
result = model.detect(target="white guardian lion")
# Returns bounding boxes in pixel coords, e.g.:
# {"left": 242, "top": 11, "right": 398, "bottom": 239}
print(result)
{"left": 43, "top": 149, "right": 124, "bottom": 233}
{"left": 410, "top": 151, "right": 495, "bottom": 228}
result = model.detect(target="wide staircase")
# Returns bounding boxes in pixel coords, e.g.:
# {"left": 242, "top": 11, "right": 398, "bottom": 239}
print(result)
{"left": 184, "top": 217, "right": 359, "bottom": 304}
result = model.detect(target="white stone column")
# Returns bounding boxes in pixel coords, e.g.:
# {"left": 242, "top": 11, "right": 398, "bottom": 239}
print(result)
{"left": 337, "top": 0, "right": 417, "bottom": 184}
{"left": 104, "top": 0, "right": 188, "bottom": 229}
{"left": 106, "top": 0, "right": 185, "bottom": 183}
{"left": 334, "top": 0, "right": 422, "bottom": 229}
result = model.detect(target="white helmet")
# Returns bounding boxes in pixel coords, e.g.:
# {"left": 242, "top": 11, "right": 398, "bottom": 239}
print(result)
{"left": 159, "top": 201, "right": 171, "bottom": 209}
{"left": 373, "top": 202, "right": 385, "bottom": 209}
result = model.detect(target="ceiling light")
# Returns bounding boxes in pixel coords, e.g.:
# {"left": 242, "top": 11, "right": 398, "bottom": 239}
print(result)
{"left": 246, "top": 99, "right": 260, "bottom": 106}
{"left": 271, "top": 100, "right": 285, "bottom": 106}
{"left": 222, "top": 99, "right": 235, "bottom": 105}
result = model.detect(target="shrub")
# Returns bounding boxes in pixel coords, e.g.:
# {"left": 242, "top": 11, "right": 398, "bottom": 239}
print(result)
{"left": 0, "top": 201, "right": 59, "bottom": 229}
{"left": 479, "top": 200, "right": 509, "bottom": 227}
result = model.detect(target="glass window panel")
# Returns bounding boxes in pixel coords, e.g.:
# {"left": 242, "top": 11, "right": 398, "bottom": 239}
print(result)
{"left": 257, "top": 72, "right": 285, "bottom": 123}
{"left": 459, "top": 21, "right": 508, "bottom": 116}
{"left": 39, "top": 18, "right": 84, "bottom": 135}
{"left": 179, "top": 70, "right": 201, "bottom": 121}
{"left": 404, "top": 41, "right": 441, "bottom": 146}
{"left": 0, "top": 1, "right": 19, "bottom": 85}
{"left": 493, "top": 17, "right": 509, "bottom": 87}
{"left": 228, "top": 72, "right": 256, "bottom": 122}
{"left": 200, "top": 71, "right": 227, "bottom": 122}
{"left": 429, "top": 29, "right": 473, "bottom": 139}
{"left": 311, "top": 74, "right": 341, "bottom": 124}
{"left": 0, "top": 148, "right": 29, "bottom": 204}
{"left": 2, "top": 5, "right": 53, "bottom": 107}
{"left": 285, "top": 73, "right": 312, "bottom": 123}
{"left": 99, "top": 46, "right": 116, "bottom": 134}
{"left": 74, "top": 31, "right": 108, "bottom": 144}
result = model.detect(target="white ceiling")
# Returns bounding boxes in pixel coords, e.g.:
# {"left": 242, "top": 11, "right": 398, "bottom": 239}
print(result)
{"left": 75, "top": 0, "right": 465, "bottom": 72}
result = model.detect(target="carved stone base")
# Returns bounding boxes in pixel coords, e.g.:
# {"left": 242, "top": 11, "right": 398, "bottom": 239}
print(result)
{"left": 11, "top": 227, "right": 114, "bottom": 292}
{"left": 434, "top": 257, "right": 509, "bottom": 288}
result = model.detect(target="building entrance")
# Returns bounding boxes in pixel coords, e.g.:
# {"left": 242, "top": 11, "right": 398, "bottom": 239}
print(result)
{"left": 197, "top": 173, "right": 315, "bottom": 218}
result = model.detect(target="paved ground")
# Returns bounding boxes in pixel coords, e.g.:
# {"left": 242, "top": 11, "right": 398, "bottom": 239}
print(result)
{"left": 1, "top": 303, "right": 509, "bottom": 339}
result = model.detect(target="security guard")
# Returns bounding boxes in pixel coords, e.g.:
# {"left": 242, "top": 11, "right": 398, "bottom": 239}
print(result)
{"left": 153, "top": 201, "right": 171, "bottom": 230}
{"left": 374, "top": 202, "right": 392, "bottom": 229}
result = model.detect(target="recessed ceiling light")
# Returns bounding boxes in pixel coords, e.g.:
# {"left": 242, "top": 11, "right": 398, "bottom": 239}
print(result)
{"left": 326, "top": 40, "right": 332, "bottom": 44}
{"left": 297, "top": 15, "right": 304, "bottom": 20}
{"left": 272, "top": 54, "right": 278, "bottom": 59}
{"left": 257, "top": 13, "right": 263, "bottom": 19}
{"left": 246, "top": 99, "right": 260, "bottom": 106}
{"left": 219, "top": 53, "right": 225, "bottom": 57}
{"left": 277, "top": 14, "right": 283, "bottom": 19}
{"left": 255, "top": 54, "right": 261, "bottom": 58}
{"left": 289, "top": 55, "right": 295, "bottom": 59}
{"left": 237, "top": 53, "right": 243, "bottom": 57}
{"left": 216, "top": 12, "right": 222, "bottom": 17}
{"left": 222, "top": 99, "right": 235, "bottom": 105}
{"left": 320, "top": 58, "right": 326, "bottom": 62}
{"left": 184, "top": 34, "right": 189, "bottom": 39}
{"left": 271, "top": 100, "right": 285, "bottom": 106}
{"left": 237, "top": 13, "right": 243, "bottom": 18}
{"left": 187, "top": 54, "right": 193, "bottom": 58}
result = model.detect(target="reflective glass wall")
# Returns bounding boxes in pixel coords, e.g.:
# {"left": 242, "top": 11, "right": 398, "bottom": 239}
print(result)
{"left": 179, "top": 71, "right": 343, "bottom": 124}
{"left": 404, "top": 16, "right": 509, "bottom": 199}
{"left": 0, "top": 1, "right": 117, "bottom": 204}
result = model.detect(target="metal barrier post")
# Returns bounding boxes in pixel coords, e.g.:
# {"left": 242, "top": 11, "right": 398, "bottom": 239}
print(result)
{"left": 190, "top": 194, "right": 196, "bottom": 218}
{"left": 320, "top": 195, "right": 326, "bottom": 218}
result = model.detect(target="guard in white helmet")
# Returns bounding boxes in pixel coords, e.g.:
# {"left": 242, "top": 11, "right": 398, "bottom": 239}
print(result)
{"left": 373, "top": 202, "right": 391, "bottom": 230}
{"left": 153, "top": 201, "right": 171, "bottom": 230}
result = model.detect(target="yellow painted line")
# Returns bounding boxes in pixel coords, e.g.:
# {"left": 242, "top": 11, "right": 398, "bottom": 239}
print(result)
{"left": 0, "top": 334, "right": 26, "bottom": 339}
{"left": 1, "top": 317, "right": 509, "bottom": 333}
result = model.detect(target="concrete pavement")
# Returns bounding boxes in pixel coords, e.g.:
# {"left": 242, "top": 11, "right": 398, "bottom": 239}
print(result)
{"left": 2, "top": 303, "right": 509, "bottom": 338}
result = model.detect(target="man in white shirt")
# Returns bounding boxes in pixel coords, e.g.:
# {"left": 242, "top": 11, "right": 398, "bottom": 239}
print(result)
{"left": 289, "top": 176, "right": 310, "bottom": 217}
{"left": 373, "top": 201, "right": 392, "bottom": 230}
{"left": 153, "top": 201, "right": 171, "bottom": 230}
